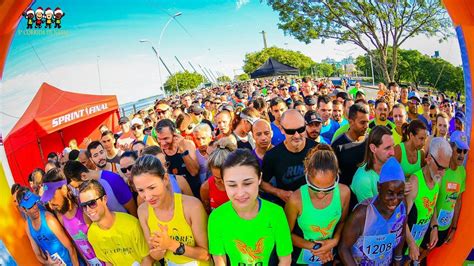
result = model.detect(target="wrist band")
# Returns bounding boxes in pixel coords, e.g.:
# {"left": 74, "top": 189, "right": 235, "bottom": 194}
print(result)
{"left": 394, "top": 255, "right": 403, "bottom": 261}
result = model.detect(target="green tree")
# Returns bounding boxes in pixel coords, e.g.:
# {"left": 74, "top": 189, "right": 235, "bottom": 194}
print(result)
{"left": 314, "top": 62, "right": 335, "bottom": 77}
{"left": 236, "top": 73, "right": 250, "bottom": 81}
{"left": 243, "top": 46, "right": 315, "bottom": 74}
{"left": 355, "top": 48, "right": 464, "bottom": 93}
{"left": 164, "top": 71, "right": 205, "bottom": 93}
{"left": 267, "top": 0, "right": 452, "bottom": 83}
{"left": 217, "top": 75, "right": 231, "bottom": 83}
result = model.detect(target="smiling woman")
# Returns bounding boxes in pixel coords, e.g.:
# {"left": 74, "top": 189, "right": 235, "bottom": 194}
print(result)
{"left": 208, "top": 149, "right": 293, "bottom": 266}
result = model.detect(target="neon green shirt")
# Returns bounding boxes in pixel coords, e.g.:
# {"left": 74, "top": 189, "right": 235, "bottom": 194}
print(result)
{"left": 351, "top": 164, "right": 380, "bottom": 203}
{"left": 436, "top": 166, "right": 466, "bottom": 231}
{"left": 392, "top": 127, "right": 403, "bottom": 146}
{"left": 88, "top": 212, "right": 148, "bottom": 264}
{"left": 208, "top": 199, "right": 293, "bottom": 265}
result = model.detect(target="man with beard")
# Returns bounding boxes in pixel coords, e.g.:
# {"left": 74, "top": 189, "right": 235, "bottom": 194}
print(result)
{"left": 100, "top": 130, "right": 122, "bottom": 164}
{"left": 261, "top": 109, "right": 317, "bottom": 205}
{"left": 78, "top": 180, "right": 150, "bottom": 265}
{"left": 351, "top": 126, "right": 395, "bottom": 202}
{"left": 64, "top": 160, "right": 136, "bottom": 216}
{"left": 251, "top": 119, "right": 273, "bottom": 168}
{"left": 368, "top": 99, "right": 395, "bottom": 131}
{"left": 407, "top": 92, "right": 422, "bottom": 122}
{"left": 304, "top": 110, "right": 324, "bottom": 143}
{"left": 17, "top": 187, "right": 79, "bottom": 265}
{"left": 155, "top": 119, "right": 201, "bottom": 198}
{"left": 434, "top": 131, "right": 468, "bottom": 246}
{"left": 339, "top": 158, "right": 407, "bottom": 266}
{"left": 404, "top": 138, "right": 452, "bottom": 264}
{"left": 87, "top": 141, "right": 121, "bottom": 175}
{"left": 41, "top": 169, "right": 102, "bottom": 265}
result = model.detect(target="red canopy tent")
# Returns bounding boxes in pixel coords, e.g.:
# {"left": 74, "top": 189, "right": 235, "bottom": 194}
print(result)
{"left": 4, "top": 82, "right": 120, "bottom": 186}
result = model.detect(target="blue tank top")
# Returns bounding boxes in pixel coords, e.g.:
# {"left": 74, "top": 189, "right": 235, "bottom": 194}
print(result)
{"left": 351, "top": 197, "right": 406, "bottom": 265}
{"left": 196, "top": 150, "right": 209, "bottom": 183}
{"left": 28, "top": 210, "right": 73, "bottom": 265}
{"left": 169, "top": 174, "right": 181, "bottom": 194}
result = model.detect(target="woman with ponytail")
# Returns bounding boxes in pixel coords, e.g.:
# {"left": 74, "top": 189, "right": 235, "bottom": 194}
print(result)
{"left": 394, "top": 119, "right": 427, "bottom": 177}
{"left": 200, "top": 137, "right": 236, "bottom": 213}
{"left": 230, "top": 107, "right": 260, "bottom": 150}
{"left": 285, "top": 144, "right": 351, "bottom": 264}
{"left": 133, "top": 155, "right": 210, "bottom": 265}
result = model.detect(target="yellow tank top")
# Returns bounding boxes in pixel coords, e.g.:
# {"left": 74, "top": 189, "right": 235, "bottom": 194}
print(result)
{"left": 147, "top": 193, "right": 209, "bottom": 266}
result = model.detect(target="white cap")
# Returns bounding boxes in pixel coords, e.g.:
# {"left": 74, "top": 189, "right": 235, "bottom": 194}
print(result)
{"left": 130, "top": 118, "right": 144, "bottom": 126}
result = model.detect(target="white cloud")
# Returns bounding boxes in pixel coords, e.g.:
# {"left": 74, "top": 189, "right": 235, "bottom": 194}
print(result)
{"left": 236, "top": 0, "right": 250, "bottom": 10}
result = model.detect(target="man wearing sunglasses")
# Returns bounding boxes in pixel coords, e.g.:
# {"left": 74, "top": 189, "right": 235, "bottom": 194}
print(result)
{"left": 339, "top": 157, "right": 407, "bottom": 266}
{"left": 261, "top": 109, "right": 317, "bottom": 205}
{"left": 130, "top": 118, "right": 158, "bottom": 146}
{"left": 407, "top": 92, "right": 422, "bottom": 122}
{"left": 17, "top": 188, "right": 79, "bottom": 265}
{"left": 78, "top": 180, "right": 150, "bottom": 265}
{"left": 434, "top": 131, "right": 468, "bottom": 246}
{"left": 405, "top": 137, "right": 452, "bottom": 263}
{"left": 41, "top": 169, "right": 102, "bottom": 265}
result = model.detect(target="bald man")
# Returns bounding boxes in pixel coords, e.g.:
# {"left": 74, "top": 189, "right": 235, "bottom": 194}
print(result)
{"left": 252, "top": 119, "right": 274, "bottom": 168}
{"left": 261, "top": 109, "right": 317, "bottom": 205}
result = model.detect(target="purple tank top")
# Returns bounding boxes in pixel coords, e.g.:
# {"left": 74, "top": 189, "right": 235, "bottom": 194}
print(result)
{"left": 62, "top": 207, "right": 104, "bottom": 265}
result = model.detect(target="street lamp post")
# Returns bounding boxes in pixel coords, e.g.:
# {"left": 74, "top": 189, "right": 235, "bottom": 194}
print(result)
{"left": 140, "top": 11, "right": 182, "bottom": 96}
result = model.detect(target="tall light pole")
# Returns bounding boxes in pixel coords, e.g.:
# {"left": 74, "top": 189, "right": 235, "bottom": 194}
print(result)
{"left": 369, "top": 54, "right": 375, "bottom": 86}
{"left": 96, "top": 56, "right": 102, "bottom": 94}
{"left": 140, "top": 11, "right": 182, "bottom": 95}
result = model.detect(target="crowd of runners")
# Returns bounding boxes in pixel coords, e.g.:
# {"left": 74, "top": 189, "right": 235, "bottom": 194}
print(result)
{"left": 11, "top": 77, "right": 468, "bottom": 265}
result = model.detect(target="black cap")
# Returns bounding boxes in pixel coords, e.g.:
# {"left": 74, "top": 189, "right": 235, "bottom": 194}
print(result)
{"left": 304, "top": 110, "right": 322, "bottom": 124}
{"left": 304, "top": 96, "right": 317, "bottom": 106}
{"left": 235, "top": 91, "right": 245, "bottom": 100}
{"left": 119, "top": 116, "right": 130, "bottom": 125}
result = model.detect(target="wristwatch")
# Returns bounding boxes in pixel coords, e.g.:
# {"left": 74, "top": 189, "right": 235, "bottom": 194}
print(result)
{"left": 174, "top": 242, "right": 185, "bottom": 255}
{"left": 180, "top": 150, "right": 190, "bottom": 157}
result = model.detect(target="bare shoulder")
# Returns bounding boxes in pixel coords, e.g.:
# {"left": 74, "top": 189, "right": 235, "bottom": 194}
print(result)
{"left": 182, "top": 194, "right": 204, "bottom": 210}
{"left": 137, "top": 201, "right": 149, "bottom": 219}
{"left": 339, "top": 183, "right": 351, "bottom": 196}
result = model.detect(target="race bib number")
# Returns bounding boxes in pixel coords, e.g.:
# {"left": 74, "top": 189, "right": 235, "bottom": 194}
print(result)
{"left": 438, "top": 209, "right": 454, "bottom": 228}
{"left": 411, "top": 222, "right": 429, "bottom": 241}
{"left": 301, "top": 248, "right": 324, "bottom": 265}
{"left": 362, "top": 233, "right": 396, "bottom": 262}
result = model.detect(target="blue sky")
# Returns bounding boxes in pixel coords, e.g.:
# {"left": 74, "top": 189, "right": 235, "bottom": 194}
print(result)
{"left": 0, "top": 0, "right": 462, "bottom": 135}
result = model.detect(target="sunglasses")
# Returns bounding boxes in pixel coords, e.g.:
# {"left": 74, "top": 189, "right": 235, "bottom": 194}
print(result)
{"left": 155, "top": 110, "right": 168, "bottom": 115}
{"left": 410, "top": 100, "right": 420, "bottom": 105}
{"left": 80, "top": 195, "right": 104, "bottom": 210}
{"left": 306, "top": 174, "right": 339, "bottom": 193}
{"left": 430, "top": 153, "right": 448, "bottom": 171}
{"left": 282, "top": 126, "right": 306, "bottom": 135}
{"left": 429, "top": 114, "right": 437, "bottom": 118}
{"left": 457, "top": 148, "right": 468, "bottom": 154}
{"left": 131, "top": 125, "right": 143, "bottom": 131}
{"left": 121, "top": 165, "right": 133, "bottom": 174}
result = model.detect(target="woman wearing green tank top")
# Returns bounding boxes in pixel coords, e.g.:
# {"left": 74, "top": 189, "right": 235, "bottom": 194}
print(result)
{"left": 285, "top": 144, "right": 351, "bottom": 265}
{"left": 394, "top": 120, "right": 427, "bottom": 179}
